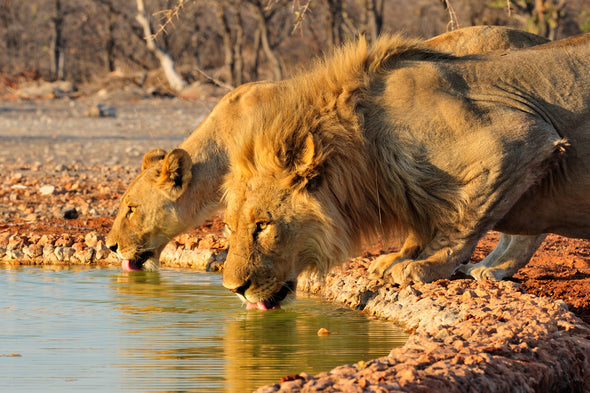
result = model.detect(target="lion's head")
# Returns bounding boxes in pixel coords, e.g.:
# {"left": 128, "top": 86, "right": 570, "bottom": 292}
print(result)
{"left": 222, "top": 140, "right": 344, "bottom": 310}
{"left": 221, "top": 73, "right": 387, "bottom": 309}
{"left": 106, "top": 148, "right": 194, "bottom": 271}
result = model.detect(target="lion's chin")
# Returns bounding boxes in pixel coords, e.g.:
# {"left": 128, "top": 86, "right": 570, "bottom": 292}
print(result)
{"left": 244, "top": 281, "right": 296, "bottom": 311}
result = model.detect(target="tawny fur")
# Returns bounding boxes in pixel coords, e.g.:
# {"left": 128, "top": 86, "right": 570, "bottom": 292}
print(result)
{"left": 106, "top": 27, "right": 553, "bottom": 280}
{"left": 221, "top": 32, "right": 590, "bottom": 300}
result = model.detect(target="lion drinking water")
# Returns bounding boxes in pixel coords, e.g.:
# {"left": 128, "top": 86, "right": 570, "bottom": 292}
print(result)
{"left": 220, "top": 33, "right": 590, "bottom": 310}
{"left": 106, "top": 27, "right": 562, "bottom": 308}
{"left": 106, "top": 26, "right": 549, "bottom": 275}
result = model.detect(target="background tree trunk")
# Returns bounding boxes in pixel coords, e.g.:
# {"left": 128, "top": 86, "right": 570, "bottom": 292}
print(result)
{"left": 51, "top": 0, "right": 65, "bottom": 80}
{"left": 326, "top": 0, "right": 343, "bottom": 46}
{"left": 102, "top": 0, "right": 117, "bottom": 73}
{"left": 214, "top": 0, "right": 243, "bottom": 87}
{"left": 214, "top": 1, "right": 235, "bottom": 84}
{"left": 250, "top": 0, "right": 282, "bottom": 80}
{"left": 232, "top": 1, "right": 244, "bottom": 85}
{"left": 135, "top": 0, "right": 186, "bottom": 92}
{"left": 364, "top": 0, "right": 383, "bottom": 42}
{"left": 250, "top": 27, "right": 261, "bottom": 81}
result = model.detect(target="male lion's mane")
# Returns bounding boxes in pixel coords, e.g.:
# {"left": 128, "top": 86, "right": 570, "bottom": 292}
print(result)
{"left": 227, "top": 35, "right": 470, "bottom": 272}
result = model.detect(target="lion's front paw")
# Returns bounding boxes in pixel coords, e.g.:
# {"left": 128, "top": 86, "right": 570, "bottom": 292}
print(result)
{"left": 369, "top": 255, "right": 430, "bottom": 286}
{"left": 383, "top": 259, "right": 428, "bottom": 286}
{"left": 367, "top": 252, "right": 403, "bottom": 280}
{"left": 385, "top": 256, "right": 456, "bottom": 285}
{"left": 468, "top": 266, "right": 505, "bottom": 281}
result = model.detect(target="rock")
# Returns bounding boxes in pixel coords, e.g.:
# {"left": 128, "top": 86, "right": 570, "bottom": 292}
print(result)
{"left": 23, "top": 244, "right": 43, "bottom": 259}
{"left": 9, "top": 173, "right": 23, "bottom": 184}
{"left": 94, "top": 241, "right": 111, "bottom": 260}
{"left": 85, "top": 103, "right": 116, "bottom": 118}
{"left": 55, "top": 234, "right": 74, "bottom": 247}
{"left": 84, "top": 231, "right": 103, "bottom": 248}
{"left": 54, "top": 246, "right": 75, "bottom": 261}
{"left": 39, "top": 185, "right": 56, "bottom": 195}
{"left": 8, "top": 234, "right": 27, "bottom": 250}
{"left": 317, "top": 328, "right": 331, "bottom": 336}
{"left": 38, "top": 234, "right": 56, "bottom": 246}
{"left": 73, "top": 247, "right": 95, "bottom": 263}
{"left": 5, "top": 249, "right": 24, "bottom": 260}
{"left": 62, "top": 207, "right": 79, "bottom": 219}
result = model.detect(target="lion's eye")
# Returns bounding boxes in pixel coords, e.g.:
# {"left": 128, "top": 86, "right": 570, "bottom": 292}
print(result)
{"left": 256, "top": 221, "right": 268, "bottom": 232}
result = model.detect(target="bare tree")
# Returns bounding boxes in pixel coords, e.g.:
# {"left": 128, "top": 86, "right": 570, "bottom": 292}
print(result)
{"left": 232, "top": 1, "right": 244, "bottom": 85}
{"left": 51, "top": 0, "right": 66, "bottom": 80}
{"left": 135, "top": 0, "right": 187, "bottom": 91}
{"left": 249, "top": 0, "right": 282, "bottom": 81}
{"left": 214, "top": 0, "right": 243, "bottom": 86}
{"left": 1, "top": 0, "right": 587, "bottom": 90}
{"left": 363, "top": 0, "right": 383, "bottom": 41}
{"left": 326, "top": 0, "right": 344, "bottom": 46}
{"left": 95, "top": 0, "right": 118, "bottom": 73}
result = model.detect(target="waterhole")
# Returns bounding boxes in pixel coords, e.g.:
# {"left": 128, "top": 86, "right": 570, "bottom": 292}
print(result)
{"left": 1, "top": 265, "right": 408, "bottom": 392}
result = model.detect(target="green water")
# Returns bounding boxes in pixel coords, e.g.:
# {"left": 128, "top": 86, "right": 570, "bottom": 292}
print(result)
{"left": 0, "top": 266, "right": 407, "bottom": 393}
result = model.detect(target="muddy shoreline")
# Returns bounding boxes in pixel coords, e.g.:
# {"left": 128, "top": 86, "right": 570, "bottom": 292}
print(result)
{"left": 1, "top": 96, "right": 590, "bottom": 392}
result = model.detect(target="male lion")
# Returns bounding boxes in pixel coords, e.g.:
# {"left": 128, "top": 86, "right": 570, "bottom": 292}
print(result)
{"left": 106, "top": 26, "right": 549, "bottom": 272}
{"left": 221, "top": 33, "right": 590, "bottom": 310}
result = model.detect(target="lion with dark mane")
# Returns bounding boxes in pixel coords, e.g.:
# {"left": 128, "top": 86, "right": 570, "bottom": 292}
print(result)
{"left": 221, "top": 33, "right": 590, "bottom": 310}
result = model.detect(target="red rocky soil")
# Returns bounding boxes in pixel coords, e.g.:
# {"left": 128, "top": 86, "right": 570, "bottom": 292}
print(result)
{"left": 1, "top": 96, "right": 589, "bottom": 392}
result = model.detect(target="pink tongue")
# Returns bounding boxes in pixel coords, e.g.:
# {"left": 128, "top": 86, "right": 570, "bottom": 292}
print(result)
{"left": 246, "top": 301, "right": 279, "bottom": 311}
{"left": 121, "top": 260, "right": 142, "bottom": 272}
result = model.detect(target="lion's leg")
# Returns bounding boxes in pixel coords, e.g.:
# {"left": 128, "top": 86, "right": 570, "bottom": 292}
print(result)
{"left": 367, "top": 232, "right": 422, "bottom": 280}
{"left": 455, "top": 232, "right": 513, "bottom": 274}
{"left": 381, "top": 221, "right": 494, "bottom": 285}
{"left": 465, "top": 234, "right": 546, "bottom": 281}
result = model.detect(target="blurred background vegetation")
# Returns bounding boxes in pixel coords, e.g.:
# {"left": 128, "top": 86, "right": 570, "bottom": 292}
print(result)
{"left": 1, "top": 0, "right": 589, "bottom": 93}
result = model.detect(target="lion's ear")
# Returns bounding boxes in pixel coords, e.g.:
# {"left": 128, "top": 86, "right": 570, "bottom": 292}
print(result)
{"left": 157, "top": 149, "right": 193, "bottom": 200}
{"left": 291, "top": 133, "right": 321, "bottom": 190}
{"left": 142, "top": 148, "right": 167, "bottom": 171}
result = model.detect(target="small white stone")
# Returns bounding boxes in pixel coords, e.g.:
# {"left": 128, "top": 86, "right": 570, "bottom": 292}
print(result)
{"left": 39, "top": 185, "right": 56, "bottom": 195}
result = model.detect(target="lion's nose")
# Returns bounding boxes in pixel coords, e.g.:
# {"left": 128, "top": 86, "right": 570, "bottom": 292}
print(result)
{"left": 230, "top": 279, "right": 251, "bottom": 296}
{"left": 108, "top": 243, "right": 118, "bottom": 253}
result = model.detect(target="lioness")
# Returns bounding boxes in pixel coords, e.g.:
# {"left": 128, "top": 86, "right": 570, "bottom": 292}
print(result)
{"left": 106, "top": 26, "right": 549, "bottom": 272}
{"left": 221, "top": 33, "right": 590, "bottom": 310}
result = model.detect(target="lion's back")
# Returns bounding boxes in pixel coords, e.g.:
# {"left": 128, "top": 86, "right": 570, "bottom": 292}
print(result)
{"left": 425, "top": 25, "right": 550, "bottom": 56}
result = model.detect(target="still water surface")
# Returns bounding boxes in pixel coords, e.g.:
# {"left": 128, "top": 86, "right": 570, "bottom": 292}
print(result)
{"left": 0, "top": 266, "right": 407, "bottom": 392}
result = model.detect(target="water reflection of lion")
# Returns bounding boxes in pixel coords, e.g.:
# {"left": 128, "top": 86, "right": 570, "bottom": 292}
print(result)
{"left": 221, "top": 32, "right": 590, "bottom": 309}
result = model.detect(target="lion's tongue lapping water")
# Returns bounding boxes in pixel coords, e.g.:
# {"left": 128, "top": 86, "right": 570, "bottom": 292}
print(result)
{"left": 245, "top": 300, "right": 281, "bottom": 311}
{"left": 121, "top": 259, "right": 143, "bottom": 272}
{"left": 244, "top": 283, "right": 295, "bottom": 311}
